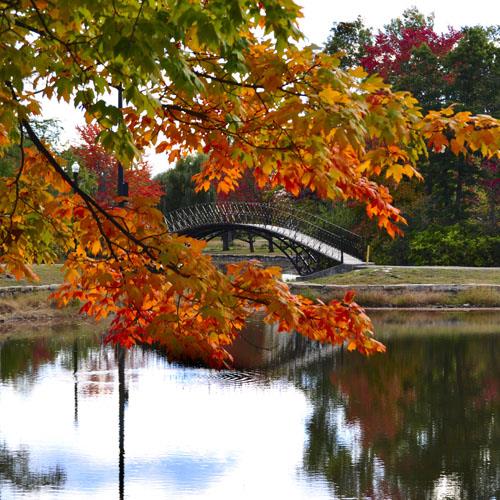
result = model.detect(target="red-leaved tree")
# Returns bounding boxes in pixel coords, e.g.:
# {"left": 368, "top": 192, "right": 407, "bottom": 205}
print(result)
{"left": 361, "top": 26, "right": 462, "bottom": 80}
{"left": 216, "top": 169, "right": 262, "bottom": 203}
{"left": 73, "top": 124, "right": 163, "bottom": 204}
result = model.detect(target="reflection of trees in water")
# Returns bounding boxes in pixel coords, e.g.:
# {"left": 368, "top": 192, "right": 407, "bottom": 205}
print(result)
{"left": 0, "top": 332, "right": 100, "bottom": 388}
{"left": 0, "top": 338, "right": 60, "bottom": 389}
{"left": 0, "top": 332, "right": 148, "bottom": 395}
{"left": 0, "top": 443, "right": 65, "bottom": 491}
{"left": 1, "top": 319, "right": 498, "bottom": 498}
{"left": 293, "top": 334, "right": 500, "bottom": 499}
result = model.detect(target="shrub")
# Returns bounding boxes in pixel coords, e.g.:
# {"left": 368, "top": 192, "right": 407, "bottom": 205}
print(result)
{"left": 408, "top": 224, "right": 500, "bottom": 266}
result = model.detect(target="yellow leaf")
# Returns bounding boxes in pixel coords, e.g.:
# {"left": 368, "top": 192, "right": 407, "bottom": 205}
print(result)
{"left": 440, "top": 107, "right": 455, "bottom": 117}
{"left": 319, "top": 87, "right": 348, "bottom": 106}
{"left": 349, "top": 66, "right": 368, "bottom": 79}
{"left": 65, "top": 267, "right": 80, "bottom": 284}
{"left": 90, "top": 239, "right": 101, "bottom": 255}
{"left": 347, "top": 341, "right": 357, "bottom": 351}
{"left": 385, "top": 164, "right": 413, "bottom": 183}
{"left": 450, "top": 138, "right": 463, "bottom": 156}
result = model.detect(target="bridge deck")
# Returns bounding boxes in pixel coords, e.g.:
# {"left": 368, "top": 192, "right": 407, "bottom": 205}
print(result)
{"left": 241, "top": 224, "right": 363, "bottom": 264}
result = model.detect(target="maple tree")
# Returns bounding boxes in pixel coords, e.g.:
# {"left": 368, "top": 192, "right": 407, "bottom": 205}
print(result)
{"left": 73, "top": 123, "right": 163, "bottom": 204}
{"left": 361, "top": 21, "right": 461, "bottom": 83}
{"left": 325, "top": 9, "right": 463, "bottom": 111}
{"left": 0, "top": 1, "right": 499, "bottom": 367}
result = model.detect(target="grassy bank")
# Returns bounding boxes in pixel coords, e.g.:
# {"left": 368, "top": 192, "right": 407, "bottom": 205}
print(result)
{"left": 307, "top": 266, "right": 500, "bottom": 285}
{"left": 13, "top": 264, "right": 499, "bottom": 287}
{"left": 0, "top": 264, "right": 63, "bottom": 287}
{"left": 2, "top": 264, "right": 500, "bottom": 310}
{"left": 291, "top": 285, "right": 500, "bottom": 308}
{"left": 0, "top": 290, "right": 89, "bottom": 331}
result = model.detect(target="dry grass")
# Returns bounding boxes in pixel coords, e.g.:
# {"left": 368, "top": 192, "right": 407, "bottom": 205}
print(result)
{"left": 298, "top": 287, "right": 500, "bottom": 308}
{"left": 0, "top": 290, "right": 86, "bottom": 330}
{"left": 310, "top": 266, "right": 500, "bottom": 285}
{"left": 0, "top": 290, "right": 54, "bottom": 314}
{"left": 370, "top": 309, "right": 500, "bottom": 337}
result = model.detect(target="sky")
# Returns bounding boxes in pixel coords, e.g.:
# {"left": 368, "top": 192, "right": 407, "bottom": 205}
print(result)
{"left": 41, "top": 0, "right": 500, "bottom": 175}
{"left": 298, "top": 0, "right": 500, "bottom": 46}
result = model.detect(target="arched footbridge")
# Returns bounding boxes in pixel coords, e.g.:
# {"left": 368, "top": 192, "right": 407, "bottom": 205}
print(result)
{"left": 164, "top": 202, "right": 366, "bottom": 276}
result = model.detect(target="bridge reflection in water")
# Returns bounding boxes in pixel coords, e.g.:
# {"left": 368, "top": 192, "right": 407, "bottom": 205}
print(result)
{"left": 164, "top": 202, "right": 365, "bottom": 276}
{"left": 227, "top": 314, "right": 337, "bottom": 372}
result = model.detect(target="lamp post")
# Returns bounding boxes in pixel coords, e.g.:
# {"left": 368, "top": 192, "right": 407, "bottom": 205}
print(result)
{"left": 116, "top": 86, "right": 128, "bottom": 198}
{"left": 115, "top": 87, "right": 128, "bottom": 499}
{"left": 71, "top": 161, "right": 80, "bottom": 189}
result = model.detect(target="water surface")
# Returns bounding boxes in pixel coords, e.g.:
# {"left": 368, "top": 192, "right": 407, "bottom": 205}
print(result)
{"left": 0, "top": 311, "right": 499, "bottom": 499}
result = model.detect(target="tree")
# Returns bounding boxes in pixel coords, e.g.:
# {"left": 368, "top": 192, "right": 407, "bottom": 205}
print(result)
{"left": 0, "top": 119, "right": 63, "bottom": 176}
{"left": 360, "top": 9, "right": 462, "bottom": 109}
{"left": 300, "top": 332, "right": 500, "bottom": 497}
{"left": 73, "top": 124, "right": 163, "bottom": 204}
{"left": 358, "top": 14, "right": 499, "bottom": 225}
{"left": 155, "top": 154, "right": 214, "bottom": 213}
{"left": 446, "top": 27, "right": 500, "bottom": 226}
{"left": 446, "top": 26, "right": 500, "bottom": 116}
{"left": 324, "top": 16, "right": 372, "bottom": 69}
{"left": 326, "top": 11, "right": 499, "bottom": 262}
{"left": 0, "top": 1, "right": 499, "bottom": 367}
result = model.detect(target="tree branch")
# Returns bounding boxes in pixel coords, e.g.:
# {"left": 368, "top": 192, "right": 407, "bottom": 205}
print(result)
{"left": 20, "top": 119, "right": 190, "bottom": 274}
{"left": 27, "top": 119, "right": 203, "bottom": 279}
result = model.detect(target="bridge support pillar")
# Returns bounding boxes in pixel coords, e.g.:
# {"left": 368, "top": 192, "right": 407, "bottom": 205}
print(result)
{"left": 268, "top": 237, "right": 274, "bottom": 253}
{"left": 222, "top": 232, "right": 230, "bottom": 251}
{"left": 248, "top": 233, "right": 255, "bottom": 253}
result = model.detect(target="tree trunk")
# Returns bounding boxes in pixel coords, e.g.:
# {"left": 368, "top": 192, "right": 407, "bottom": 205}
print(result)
{"left": 455, "top": 160, "right": 464, "bottom": 221}
{"left": 487, "top": 190, "right": 497, "bottom": 229}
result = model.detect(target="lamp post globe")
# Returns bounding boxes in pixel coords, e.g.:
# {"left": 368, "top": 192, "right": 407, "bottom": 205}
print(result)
{"left": 71, "top": 161, "right": 80, "bottom": 188}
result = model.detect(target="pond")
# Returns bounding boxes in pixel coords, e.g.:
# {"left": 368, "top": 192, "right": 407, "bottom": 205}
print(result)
{"left": 0, "top": 311, "right": 499, "bottom": 499}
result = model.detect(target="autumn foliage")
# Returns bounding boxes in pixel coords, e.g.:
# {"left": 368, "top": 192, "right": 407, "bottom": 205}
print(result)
{"left": 361, "top": 26, "right": 462, "bottom": 79}
{"left": 1, "top": 1, "right": 499, "bottom": 367}
{"left": 74, "top": 124, "right": 163, "bottom": 204}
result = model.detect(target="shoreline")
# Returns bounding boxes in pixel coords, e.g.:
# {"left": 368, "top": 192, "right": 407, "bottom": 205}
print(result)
{"left": 365, "top": 306, "right": 500, "bottom": 311}
{"left": 0, "top": 284, "right": 499, "bottom": 323}
{"left": 288, "top": 282, "right": 500, "bottom": 309}
{"left": 0, "top": 284, "right": 60, "bottom": 296}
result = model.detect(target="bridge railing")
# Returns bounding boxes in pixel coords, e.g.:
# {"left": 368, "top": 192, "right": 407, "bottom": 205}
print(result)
{"left": 164, "top": 202, "right": 365, "bottom": 260}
